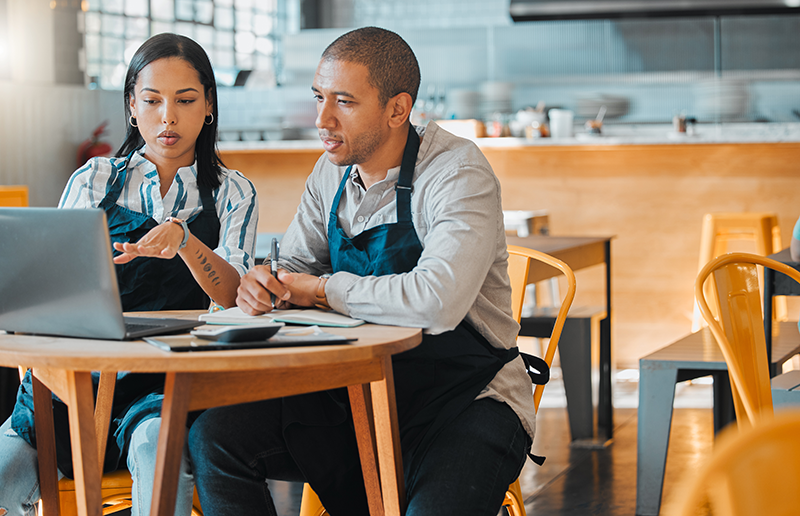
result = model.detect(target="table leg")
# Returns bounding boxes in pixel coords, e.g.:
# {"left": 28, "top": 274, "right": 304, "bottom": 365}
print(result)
{"left": 764, "top": 267, "right": 776, "bottom": 376}
{"left": 94, "top": 372, "right": 117, "bottom": 466}
{"left": 151, "top": 372, "right": 193, "bottom": 516}
{"left": 559, "top": 318, "right": 594, "bottom": 441}
{"left": 636, "top": 362, "right": 678, "bottom": 516}
{"left": 63, "top": 371, "right": 103, "bottom": 516}
{"left": 348, "top": 383, "right": 384, "bottom": 516}
{"left": 31, "top": 372, "right": 61, "bottom": 516}
{"left": 598, "top": 240, "right": 613, "bottom": 441}
{"left": 711, "top": 371, "right": 735, "bottom": 433}
{"left": 369, "top": 356, "right": 405, "bottom": 516}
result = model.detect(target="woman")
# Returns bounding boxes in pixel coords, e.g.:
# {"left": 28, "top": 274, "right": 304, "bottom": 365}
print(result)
{"left": 0, "top": 33, "right": 258, "bottom": 516}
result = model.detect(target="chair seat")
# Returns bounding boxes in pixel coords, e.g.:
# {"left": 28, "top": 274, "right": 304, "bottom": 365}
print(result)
{"left": 772, "top": 369, "right": 800, "bottom": 407}
{"left": 57, "top": 468, "right": 133, "bottom": 490}
{"left": 519, "top": 305, "right": 605, "bottom": 336}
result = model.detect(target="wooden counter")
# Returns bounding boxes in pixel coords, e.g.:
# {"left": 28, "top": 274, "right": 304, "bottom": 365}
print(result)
{"left": 220, "top": 141, "right": 800, "bottom": 368}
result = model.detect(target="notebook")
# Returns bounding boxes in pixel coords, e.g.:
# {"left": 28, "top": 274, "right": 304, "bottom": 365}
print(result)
{"left": 199, "top": 306, "right": 365, "bottom": 328}
{"left": 0, "top": 207, "right": 201, "bottom": 340}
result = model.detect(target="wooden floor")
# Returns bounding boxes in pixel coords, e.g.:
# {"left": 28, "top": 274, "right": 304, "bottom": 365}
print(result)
{"left": 267, "top": 376, "right": 718, "bottom": 516}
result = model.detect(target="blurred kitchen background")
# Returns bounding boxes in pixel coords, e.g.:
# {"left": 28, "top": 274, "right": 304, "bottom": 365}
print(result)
{"left": 1, "top": 0, "right": 799, "bottom": 205}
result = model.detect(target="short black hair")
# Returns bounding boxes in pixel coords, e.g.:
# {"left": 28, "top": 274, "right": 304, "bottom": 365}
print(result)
{"left": 321, "top": 27, "right": 421, "bottom": 107}
{"left": 117, "top": 33, "right": 223, "bottom": 189}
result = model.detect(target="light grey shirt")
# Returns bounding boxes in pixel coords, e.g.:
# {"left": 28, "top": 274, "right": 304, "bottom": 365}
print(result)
{"left": 278, "top": 121, "right": 536, "bottom": 440}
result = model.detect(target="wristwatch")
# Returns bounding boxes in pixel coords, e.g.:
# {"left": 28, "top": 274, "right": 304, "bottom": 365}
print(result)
{"left": 314, "top": 273, "right": 332, "bottom": 310}
{"left": 166, "top": 217, "right": 189, "bottom": 250}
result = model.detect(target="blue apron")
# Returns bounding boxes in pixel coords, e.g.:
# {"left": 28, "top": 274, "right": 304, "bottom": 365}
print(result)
{"left": 283, "top": 125, "right": 519, "bottom": 515}
{"left": 12, "top": 150, "right": 220, "bottom": 477}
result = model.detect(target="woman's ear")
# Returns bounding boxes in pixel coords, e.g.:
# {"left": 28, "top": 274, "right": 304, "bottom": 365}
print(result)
{"left": 387, "top": 92, "right": 413, "bottom": 128}
{"left": 128, "top": 93, "right": 136, "bottom": 118}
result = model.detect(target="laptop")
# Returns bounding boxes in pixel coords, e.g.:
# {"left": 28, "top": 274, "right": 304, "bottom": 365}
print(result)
{"left": 0, "top": 207, "right": 202, "bottom": 340}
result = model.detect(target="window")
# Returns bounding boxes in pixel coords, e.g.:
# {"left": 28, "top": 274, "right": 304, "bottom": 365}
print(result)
{"left": 79, "top": 0, "right": 285, "bottom": 89}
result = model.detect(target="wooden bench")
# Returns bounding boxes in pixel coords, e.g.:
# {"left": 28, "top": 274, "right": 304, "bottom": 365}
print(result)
{"left": 772, "top": 369, "right": 800, "bottom": 407}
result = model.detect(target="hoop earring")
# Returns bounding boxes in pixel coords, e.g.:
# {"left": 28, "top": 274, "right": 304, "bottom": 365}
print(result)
{"left": 129, "top": 116, "right": 138, "bottom": 128}
{"left": 204, "top": 113, "right": 214, "bottom": 126}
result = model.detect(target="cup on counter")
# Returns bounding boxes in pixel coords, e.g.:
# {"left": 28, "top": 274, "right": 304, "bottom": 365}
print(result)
{"left": 549, "top": 109, "right": 574, "bottom": 139}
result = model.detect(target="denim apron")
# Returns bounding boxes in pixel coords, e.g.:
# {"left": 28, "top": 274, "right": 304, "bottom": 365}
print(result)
{"left": 11, "top": 151, "right": 220, "bottom": 477}
{"left": 283, "top": 126, "right": 519, "bottom": 515}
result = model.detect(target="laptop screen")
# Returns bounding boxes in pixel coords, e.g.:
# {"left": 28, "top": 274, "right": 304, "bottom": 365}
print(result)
{"left": 0, "top": 207, "right": 129, "bottom": 339}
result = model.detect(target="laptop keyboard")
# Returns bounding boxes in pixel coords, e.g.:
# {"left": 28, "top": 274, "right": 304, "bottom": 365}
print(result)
{"left": 125, "top": 321, "right": 168, "bottom": 333}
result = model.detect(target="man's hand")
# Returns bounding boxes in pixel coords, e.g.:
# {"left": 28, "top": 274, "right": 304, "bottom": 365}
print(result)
{"left": 113, "top": 221, "right": 184, "bottom": 264}
{"left": 236, "top": 268, "right": 323, "bottom": 315}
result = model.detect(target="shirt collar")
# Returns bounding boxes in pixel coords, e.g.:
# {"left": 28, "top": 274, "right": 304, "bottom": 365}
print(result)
{"left": 136, "top": 145, "right": 199, "bottom": 183}
{"left": 348, "top": 164, "right": 402, "bottom": 190}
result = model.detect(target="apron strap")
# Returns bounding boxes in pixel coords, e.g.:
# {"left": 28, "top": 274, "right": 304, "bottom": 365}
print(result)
{"left": 98, "top": 150, "right": 136, "bottom": 211}
{"left": 395, "top": 124, "right": 420, "bottom": 224}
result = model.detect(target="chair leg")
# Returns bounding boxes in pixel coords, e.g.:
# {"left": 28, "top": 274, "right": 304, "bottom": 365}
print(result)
{"left": 502, "top": 479, "right": 527, "bottom": 516}
{"left": 299, "top": 483, "right": 328, "bottom": 516}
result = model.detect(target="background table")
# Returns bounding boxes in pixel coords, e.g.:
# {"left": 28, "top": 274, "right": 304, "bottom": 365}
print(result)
{"left": 507, "top": 235, "right": 613, "bottom": 442}
{"left": 764, "top": 247, "right": 800, "bottom": 375}
{"left": 0, "top": 313, "right": 422, "bottom": 516}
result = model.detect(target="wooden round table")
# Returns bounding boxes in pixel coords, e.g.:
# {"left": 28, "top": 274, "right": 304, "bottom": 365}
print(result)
{"left": 0, "top": 311, "right": 422, "bottom": 516}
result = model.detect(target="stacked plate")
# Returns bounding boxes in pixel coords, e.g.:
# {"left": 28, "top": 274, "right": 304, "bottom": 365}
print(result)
{"left": 447, "top": 89, "right": 480, "bottom": 120}
{"left": 575, "top": 94, "right": 629, "bottom": 120}
{"left": 695, "top": 79, "right": 749, "bottom": 121}
{"left": 479, "top": 82, "right": 515, "bottom": 119}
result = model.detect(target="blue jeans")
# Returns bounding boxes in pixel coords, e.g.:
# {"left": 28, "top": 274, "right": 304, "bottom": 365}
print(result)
{"left": 0, "top": 416, "right": 193, "bottom": 516}
{"left": 188, "top": 397, "right": 530, "bottom": 516}
{"left": 127, "top": 417, "right": 195, "bottom": 516}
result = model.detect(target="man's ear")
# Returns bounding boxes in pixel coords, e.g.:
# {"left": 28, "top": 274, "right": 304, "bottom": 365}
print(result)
{"left": 387, "top": 92, "right": 414, "bottom": 128}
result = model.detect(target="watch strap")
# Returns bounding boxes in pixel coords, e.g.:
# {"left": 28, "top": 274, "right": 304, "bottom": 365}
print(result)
{"left": 167, "top": 217, "right": 189, "bottom": 250}
{"left": 314, "top": 274, "right": 332, "bottom": 310}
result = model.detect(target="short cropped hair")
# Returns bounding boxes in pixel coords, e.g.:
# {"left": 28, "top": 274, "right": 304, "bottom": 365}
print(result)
{"left": 321, "top": 27, "right": 421, "bottom": 107}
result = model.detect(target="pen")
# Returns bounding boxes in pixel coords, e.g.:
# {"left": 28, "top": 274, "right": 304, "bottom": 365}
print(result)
{"left": 270, "top": 237, "right": 279, "bottom": 307}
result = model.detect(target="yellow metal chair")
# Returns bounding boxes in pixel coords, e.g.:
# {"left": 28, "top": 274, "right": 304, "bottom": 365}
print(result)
{"left": 0, "top": 185, "right": 29, "bottom": 206}
{"left": 20, "top": 368, "right": 203, "bottom": 515}
{"left": 695, "top": 252, "right": 800, "bottom": 428}
{"left": 676, "top": 409, "right": 800, "bottom": 516}
{"left": 692, "top": 212, "right": 785, "bottom": 332}
{"left": 501, "top": 245, "right": 577, "bottom": 516}
{"left": 298, "top": 245, "right": 577, "bottom": 516}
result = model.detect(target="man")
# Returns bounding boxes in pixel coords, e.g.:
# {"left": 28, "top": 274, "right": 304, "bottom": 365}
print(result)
{"left": 188, "top": 27, "right": 536, "bottom": 516}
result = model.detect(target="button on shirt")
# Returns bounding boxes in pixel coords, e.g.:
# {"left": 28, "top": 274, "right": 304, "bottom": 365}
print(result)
{"left": 278, "top": 121, "right": 536, "bottom": 441}
{"left": 59, "top": 147, "right": 259, "bottom": 276}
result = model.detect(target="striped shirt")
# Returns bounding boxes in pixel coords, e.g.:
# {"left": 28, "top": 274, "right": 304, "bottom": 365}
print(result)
{"left": 59, "top": 146, "right": 259, "bottom": 276}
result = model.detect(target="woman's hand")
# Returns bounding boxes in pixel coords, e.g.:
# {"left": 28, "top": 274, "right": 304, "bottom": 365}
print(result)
{"left": 113, "top": 221, "right": 184, "bottom": 264}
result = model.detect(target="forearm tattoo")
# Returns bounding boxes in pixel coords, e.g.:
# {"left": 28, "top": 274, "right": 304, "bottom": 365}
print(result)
{"left": 194, "top": 249, "right": 222, "bottom": 287}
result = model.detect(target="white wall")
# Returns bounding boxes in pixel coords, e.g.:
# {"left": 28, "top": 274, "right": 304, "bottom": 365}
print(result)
{"left": 7, "top": 0, "right": 54, "bottom": 84}
{"left": 0, "top": 0, "right": 124, "bottom": 207}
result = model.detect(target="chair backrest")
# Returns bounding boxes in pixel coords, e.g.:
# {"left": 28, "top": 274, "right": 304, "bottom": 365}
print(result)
{"left": 507, "top": 245, "right": 576, "bottom": 410}
{"left": 693, "top": 212, "right": 783, "bottom": 331}
{"left": 695, "top": 252, "right": 800, "bottom": 427}
{"left": 677, "top": 409, "right": 800, "bottom": 516}
{"left": 0, "top": 186, "right": 29, "bottom": 207}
